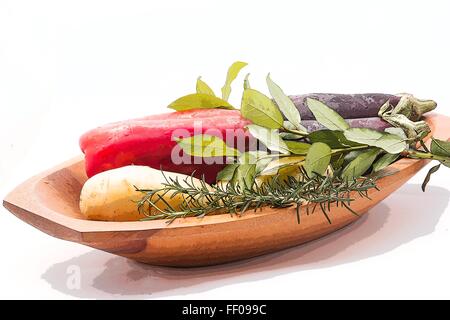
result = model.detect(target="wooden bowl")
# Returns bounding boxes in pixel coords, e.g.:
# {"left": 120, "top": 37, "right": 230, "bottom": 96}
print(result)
{"left": 3, "top": 114, "right": 449, "bottom": 267}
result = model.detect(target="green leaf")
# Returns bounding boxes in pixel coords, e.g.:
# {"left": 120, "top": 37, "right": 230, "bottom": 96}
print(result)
{"left": 431, "top": 138, "right": 450, "bottom": 157}
{"left": 281, "top": 121, "right": 306, "bottom": 139}
{"left": 176, "top": 134, "right": 240, "bottom": 157}
{"left": 304, "top": 142, "right": 332, "bottom": 177}
{"left": 259, "top": 156, "right": 305, "bottom": 176}
{"left": 216, "top": 164, "right": 239, "bottom": 181}
{"left": 221, "top": 61, "right": 248, "bottom": 101}
{"left": 344, "top": 128, "right": 407, "bottom": 154}
{"left": 372, "top": 153, "right": 400, "bottom": 172}
{"left": 341, "top": 148, "right": 380, "bottom": 181}
{"left": 238, "top": 151, "right": 260, "bottom": 164}
{"left": 196, "top": 77, "right": 215, "bottom": 96}
{"left": 246, "top": 124, "right": 290, "bottom": 154}
{"left": 309, "top": 130, "right": 362, "bottom": 149}
{"left": 343, "top": 150, "right": 365, "bottom": 167}
{"left": 238, "top": 151, "right": 271, "bottom": 174}
{"left": 168, "top": 93, "right": 234, "bottom": 111}
{"left": 232, "top": 164, "right": 256, "bottom": 189}
{"left": 431, "top": 138, "right": 450, "bottom": 168}
{"left": 241, "top": 89, "right": 284, "bottom": 129}
{"left": 285, "top": 140, "right": 311, "bottom": 155}
{"left": 266, "top": 74, "right": 303, "bottom": 131}
{"left": 243, "top": 73, "right": 251, "bottom": 90}
{"left": 385, "top": 127, "right": 407, "bottom": 140}
{"left": 421, "top": 164, "right": 441, "bottom": 192}
{"left": 306, "top": 98, "right": 350, "bottom": 131}
{"left": 330, "top": 154, "right": 345, "bottom": 171}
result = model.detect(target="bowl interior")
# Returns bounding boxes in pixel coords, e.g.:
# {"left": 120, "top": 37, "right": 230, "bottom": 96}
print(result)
{"left": 36, "top": 160, "right": 87, "bottom": 220}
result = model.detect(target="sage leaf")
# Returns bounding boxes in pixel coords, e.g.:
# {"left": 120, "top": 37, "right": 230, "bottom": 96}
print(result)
{"left": 232, "top": 164, "right": 256, "bottom": 189}
{"left": 216, "top": 164, "right": 239, "bottom": 181}
{"left": 344, "top": 128, "right": 407, "bottom": 154}
{"left": 431, "top": 138, "right": 450, "bottom": 157}
{"left": 421, "top": 163, "right": 441, "bottom": 191}
{"left": 267, "top": 74, "right": 303, "bottom": 131}
{"left": 309, "top": 130, "right": 362, "bottom": 149}
{"left": 168, "top": 93, "right": 234, "bottom": 111}
{"left": 306, "top": 98, "right": 350, "bottom": 131}
{"left": 243, "top": 73, "right": 251, "bottom": 90}
{"left": 285, "top": 140, "right": 311, "bottom": 155}
{"left": 372, "top": 153, "right": 400, "bottom": 172}
{"left": 221, "top": 61, "right": 247, "bottom": 101}
{"left": 246, "top": 124, "right": 290, "bottom": 154}
{"left": 304, "top": 142, "right": 332, "bottom": 177}
{"left": 176, "top": 134, "right": 240, "bottom": 157}
{"left": 241, "top": 89, "right": 284, "bottom": 129}
{"left": 341, "top": 148, "right": 380, "bottom": 181}
{"left": 196, "top": 77, "right": 215, "bottom": 96}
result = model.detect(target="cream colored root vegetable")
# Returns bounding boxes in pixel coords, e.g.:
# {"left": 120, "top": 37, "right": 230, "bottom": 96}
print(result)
{"left": 79, "top": 166, "right": 209, "bottom": 221}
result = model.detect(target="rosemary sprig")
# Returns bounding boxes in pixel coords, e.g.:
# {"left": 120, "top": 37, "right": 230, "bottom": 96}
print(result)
{"left": 136, "top": 168, "right": 379, "bottom": 224}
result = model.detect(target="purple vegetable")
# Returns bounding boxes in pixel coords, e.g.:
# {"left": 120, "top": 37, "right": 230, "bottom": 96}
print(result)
{"left": 290, "top": 93, "right": 400, "bottom": 120}
{"left": 301, "top": 117, "right": 391, "bottom": 132}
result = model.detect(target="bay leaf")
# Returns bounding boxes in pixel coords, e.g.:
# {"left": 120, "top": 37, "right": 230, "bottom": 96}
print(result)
{"left": 306, "top": 98, "right": 350, "bottom": 131}
{"left": 280, "top": 132, "right": 304, "bottom": 140}
{"left": 176, "top": 134, "right": 240, "bottom": 157}
{"left": 431, "top": 138, "right": 450, "bottom": 168}
{"left": 309, "top": 130, "right": 361, "bottom": 149}
{"left": 246, "top": 124, "right": 290, "bottom": 154}
{"left": 304, "top": 142, "right": 332, "bottom": 177}
{"left": 431, "top": 138, "right": 450, "bottom": 157}
{"left": 341, "top": 148, "right": 380, "bottom": 180}
{"left": 216, "top": 164, "right": 239, "bottom": 181}
{"left": 330, "top": 153, "right": 345, "bottom": 170}
{"left": 385, "top": 127, "right": 407, "bottom": 140}
{"left": 372, "top": 153, "right": 400, "bottom": 172}
{"left": 285, "top": 140, "right": 311, "bottom": 155}
{"left": 343, "top": 150, "right": 365, "bottom": 167}
{"left": 259, "top": 156, "right": 305, "bottom": 176}
{"left": 168, "top": 93, "right": 234, "bottom": 111}
{"left": 232, "top": 164, "right": 256, "bottom": 189}
{"left": 221, "top": 61, "right": 248, "bottom": 101}
{"left": 238, "top": 150, "right": 272, "bottom": 174}
{"left": 241, "top": 89, "right": 284, "bottom": 129}
{"left": 282, "top": 121, "right": 306, "bottom": 139}
{"left": 196, "top": 77, "right": 215, "bottom": 96}
{"left": 267, "top": 74, "right": 303, "bottom": 131}
{"left": 344, "top": 128, "right": 407, "bottom": 154}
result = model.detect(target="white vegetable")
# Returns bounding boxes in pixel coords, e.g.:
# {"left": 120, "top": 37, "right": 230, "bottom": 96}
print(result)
{"left": 79, "top": 166, "right": 208, "bottom": 221}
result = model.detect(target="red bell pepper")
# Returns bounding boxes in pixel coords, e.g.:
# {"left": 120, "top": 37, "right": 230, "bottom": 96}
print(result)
{"left": 80, "top": 109, "right": 251, "bottom": 183}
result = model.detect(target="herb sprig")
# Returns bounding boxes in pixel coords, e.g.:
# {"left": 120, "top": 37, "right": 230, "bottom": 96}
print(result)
{"left": 137, "top": 168, "right": 379, "bottom": 224}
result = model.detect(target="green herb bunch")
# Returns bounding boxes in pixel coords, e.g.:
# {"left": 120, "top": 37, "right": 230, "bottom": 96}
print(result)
{"left": 138, "top": 62, "right": 450, "bottom": 223}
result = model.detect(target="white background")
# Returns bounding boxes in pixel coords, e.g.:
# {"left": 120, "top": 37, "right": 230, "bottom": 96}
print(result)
{"left": 1, "top": 0, "right": 450, "bottom": 299}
